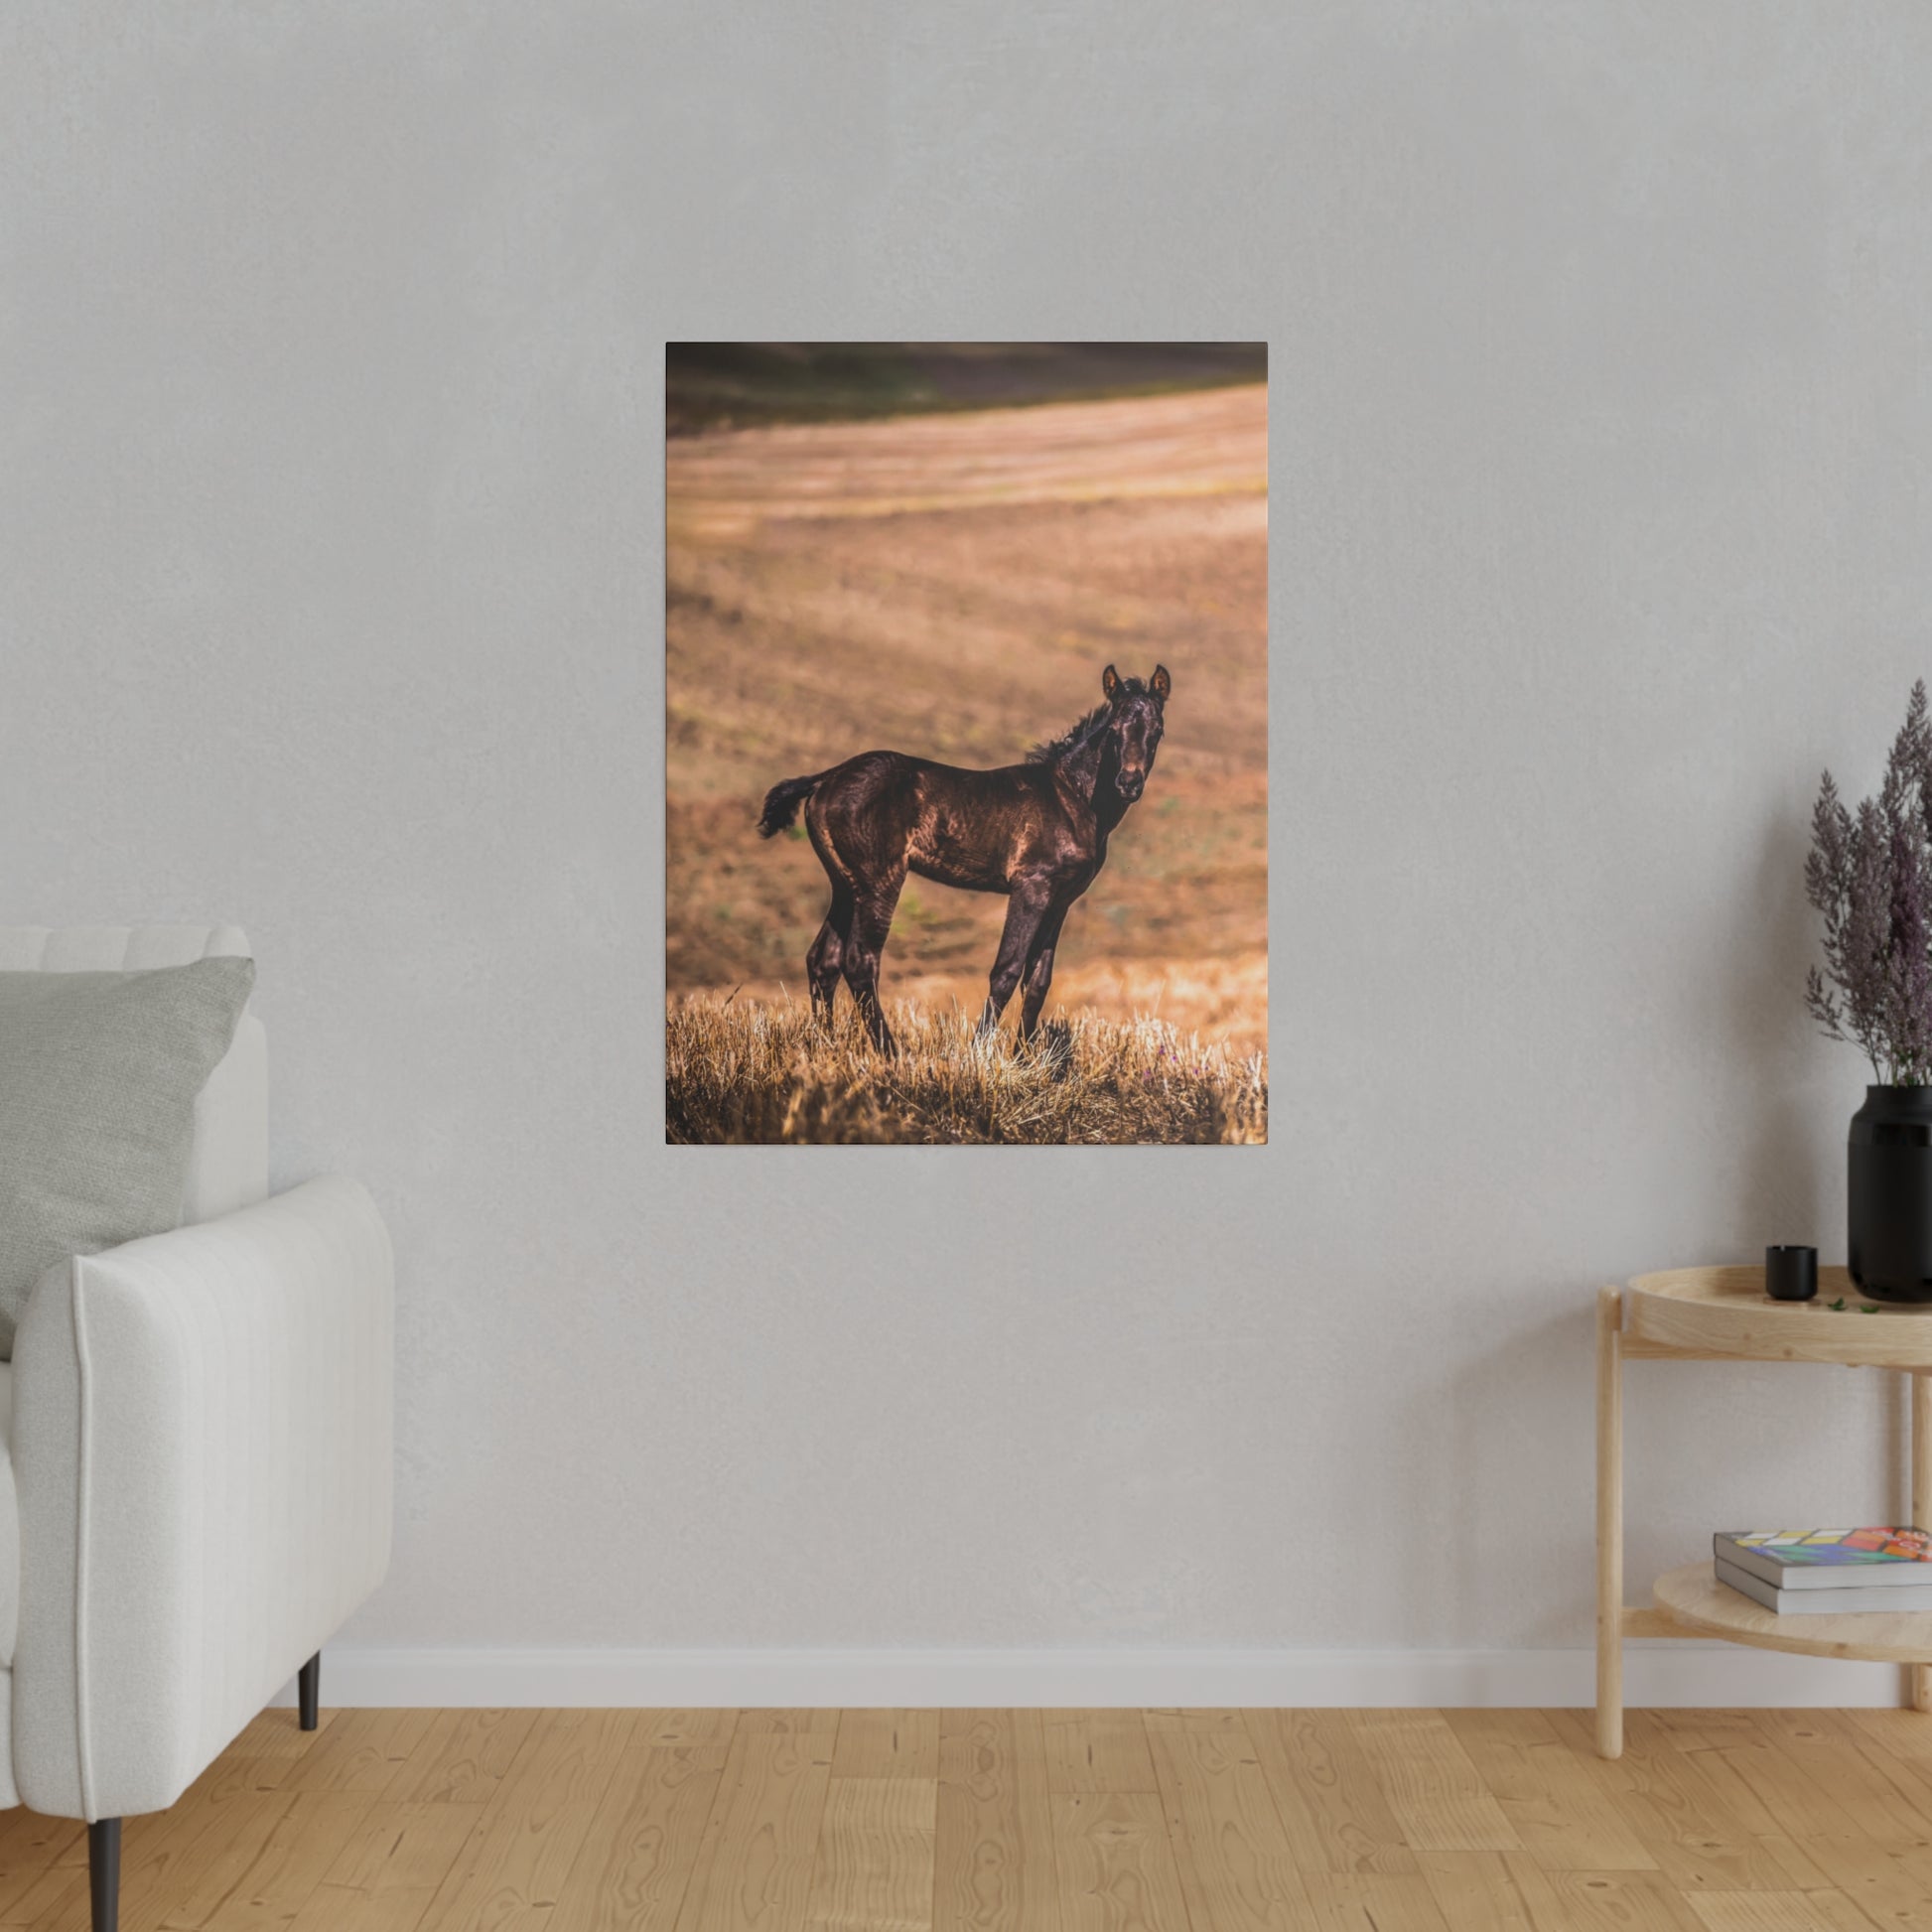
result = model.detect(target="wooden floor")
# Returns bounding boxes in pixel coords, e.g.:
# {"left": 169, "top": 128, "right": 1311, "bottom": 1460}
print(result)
{"left": 5, "top": 1708, "right": 1932, "bottom": 1929}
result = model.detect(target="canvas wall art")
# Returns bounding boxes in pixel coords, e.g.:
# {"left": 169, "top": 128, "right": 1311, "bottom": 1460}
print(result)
{"left": 664, "top": 343, "right": 1268, "bottom": 1145}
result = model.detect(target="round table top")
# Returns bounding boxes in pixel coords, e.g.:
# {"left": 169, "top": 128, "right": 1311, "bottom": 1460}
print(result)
{"left": 1654, "top": 1561, "right": 1932, "bottom": 1663}
{"left": 1625, "top": 1265, "right": 1932, "bottom": 1367}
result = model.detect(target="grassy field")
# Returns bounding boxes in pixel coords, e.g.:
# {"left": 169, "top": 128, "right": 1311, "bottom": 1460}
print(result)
{"left": 667, "top": 998, "right": 1266, "bottom": 1146}
{"left": 665, "top": 369, "right": 1267, "bottom": 1142}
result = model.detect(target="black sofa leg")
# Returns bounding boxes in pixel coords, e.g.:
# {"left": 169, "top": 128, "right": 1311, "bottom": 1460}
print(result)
{"left": 89, "top": 1818, "right": 120, "bottom": 1932}
{"left": 298, "top": 1651, "right": 321, "bottom": 1731}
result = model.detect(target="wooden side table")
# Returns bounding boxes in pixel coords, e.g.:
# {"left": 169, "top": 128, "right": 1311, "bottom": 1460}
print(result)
{"left": 1596, "top": 1266, "right": 1932, "bottom": 1759}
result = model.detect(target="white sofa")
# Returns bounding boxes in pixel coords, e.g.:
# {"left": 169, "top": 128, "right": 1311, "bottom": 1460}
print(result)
{"left": 0, "top": 926, "right": 393, "bottom": 1932}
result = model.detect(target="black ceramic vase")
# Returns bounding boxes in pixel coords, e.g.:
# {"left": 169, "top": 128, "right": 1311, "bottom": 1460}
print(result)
{"left": 1849, "top": 1085, "right": 1932, "bottom": 1303}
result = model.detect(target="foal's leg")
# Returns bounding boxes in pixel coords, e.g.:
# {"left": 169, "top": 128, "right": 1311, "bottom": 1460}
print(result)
{"left": 806, "top": 883, "right": 854, "bottom": 1024}
{"left": 1017, "top": 904, "right": 1069, "bottom": 1044}
{"left": 841, "top": 872, "right": 904, "bottom": 1054}
{"left": 977, "top": 881, "right": 1053, "bottom": 1039}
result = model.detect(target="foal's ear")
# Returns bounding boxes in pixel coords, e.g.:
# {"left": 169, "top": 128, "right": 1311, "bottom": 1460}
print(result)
{"left": 1101, "top": 663, "right": 1121, "bottom": 700}
{"left": 1150, "top": 664, "right": 1172, "bottom": 702}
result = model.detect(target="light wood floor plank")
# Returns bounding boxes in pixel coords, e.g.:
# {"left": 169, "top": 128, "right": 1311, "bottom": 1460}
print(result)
{"left": 415, "top": 1709, "right": 634, "bottom": 1932}
{"left": 1050, "top": 1793, "right": 1187, "bottom": 1932}
{"left": 1537, "top": 1869, "right": 1709, "bottom": 1932}
{"left": 0, "top": 1812, "right": 90, "bottom": 1932}
{"left": 833, "top": 1714, "right": 940, "bottom": 1782}
{"left": 194, "top": 1789, "right": 374, "bottom": 1929}
{"left": 271, "top": 1711, "right": 441, "bottom": 1797}
{"left": 286, "top": 1801, "right": 486, "bottom": 1932}
{"left": 227, "top": 1712, "right": 332, "bottom": 1762}
{"left": 127, "top": 1790, "right": 300, "bottom": 1932}
{"left": 934, "top": 1711, "right": 1061, "bottom": 1932}
{"left": 1746, "top": 1712, "right": 1932, "bottom": 1841}
{"left": 1299, "top": 1870, "right": 1453, "bottom": 1931}
{"left": 1442, "top": 1710, "right": 1654, "bottom": 1870}
{"left": 0, "top": 1813, "right": 84, "bottom": 1923}
{"left": 36, "top": 1792, "right": 219, "bottom": 1932}
{"left": 741, "top": 1711, "right": 842, "bottom": 1735}
{"left": 11, "top": 1868, "right": 88, "bottom": 1931}
{"left": 1416, "top": 1850, "right": 1557, "bottom": 1931}
{"left": 1643, "top": 1714, "right": 1772, "bottom": 1755}
{"left": 646, "top": 1713, "right": 742, "bottom": 1748}
{"left": 674, "top": 1725, "right": 834, "bottom": 1932}
{"left": 1836, "top": 1709, "right": 1932, "bottom": 1834}
{"left": 1544, "top": 1711, "right": 1814, "bottom": 1895}
{"left": 1246, "top": 1708, "right": 1417, "bottom": 1875}
{"left": 383, "top": 1709, "right": 539, "bottom": 1805}
{"left": 803, "top": 1777, "right": 935, "bottom": 1931}
{"left": 548, "top": 1744, "right": 728, "bottom": 1932}
{"left": 1796, "top": 1837, "right": 1932, "bottom": 1932}
{"left": 1040, "top": 1717, "right": 1156, "bottom": 1796}
{"left": 1844, "top": 1704, "right": 1932, "bottom": 1765}
{"left": 1689, "top": 1741, "right": 1871, "bottom": 1846}
{"left": 1613, "top": 1722, "right": 1800, "bottom": 1853}
{"left": 1684, "top": 1890, "right": 1877, "bottom": 1932}
{"left": 1145, "top": 1709, "right": 1311, "bottom": 1929}
{"left": 1345, "top": 1712, "right": 1521, "bottom": 1855}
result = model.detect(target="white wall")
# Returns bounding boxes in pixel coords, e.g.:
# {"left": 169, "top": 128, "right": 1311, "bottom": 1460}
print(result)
{"left": 6, "top": 1, "right": 1932, "bottom": 1698}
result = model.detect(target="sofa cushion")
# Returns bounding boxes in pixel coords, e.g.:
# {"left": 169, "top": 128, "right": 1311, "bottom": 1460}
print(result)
{"left": 0, "top": 959, "right": 255, "bottom": 1358}
{"left": 0, "top": 929, "right": 267, "bottom": 1229}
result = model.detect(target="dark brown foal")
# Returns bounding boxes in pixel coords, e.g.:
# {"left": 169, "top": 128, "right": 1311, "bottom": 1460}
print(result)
{"left": 759, "top": 663, "right": 1170, "bottom": 1053}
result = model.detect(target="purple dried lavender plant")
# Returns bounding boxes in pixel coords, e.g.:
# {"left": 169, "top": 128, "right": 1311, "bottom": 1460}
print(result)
{"left": 1807, "top": 681, "right": 1932, "bottom": 1084}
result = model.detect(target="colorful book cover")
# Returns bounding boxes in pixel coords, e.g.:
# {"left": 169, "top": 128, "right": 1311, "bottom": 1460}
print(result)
{"left": 1721, "top": 1528, "right": 1932, "bottom": 1568}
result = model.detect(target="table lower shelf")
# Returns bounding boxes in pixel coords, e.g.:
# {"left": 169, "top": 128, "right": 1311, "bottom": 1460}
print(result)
{"left": 1648, "top": 1562, "right": 1932, "bottom": 1664}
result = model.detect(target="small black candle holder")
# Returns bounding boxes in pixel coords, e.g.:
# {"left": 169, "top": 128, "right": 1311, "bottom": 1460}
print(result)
{"left": 1765, "top": 1245, "right": 1818, "bottom": 1303}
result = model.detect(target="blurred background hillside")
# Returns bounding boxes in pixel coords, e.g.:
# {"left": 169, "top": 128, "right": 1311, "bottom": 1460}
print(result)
{"left": 666, "top": 340, "right": 1267, "bottom": 435}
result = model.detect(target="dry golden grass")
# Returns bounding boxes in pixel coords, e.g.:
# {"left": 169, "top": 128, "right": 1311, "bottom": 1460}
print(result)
{"left": 704, "top": 950, "right": 1269, "bottom": 1058}
{"left": 665, "top": 994, "right": 1267, "bottom": 1145}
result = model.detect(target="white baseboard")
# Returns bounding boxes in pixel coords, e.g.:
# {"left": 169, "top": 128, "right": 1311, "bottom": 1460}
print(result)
{"left": 274, "top": 1643, "right": 1914, "bottom": 1710}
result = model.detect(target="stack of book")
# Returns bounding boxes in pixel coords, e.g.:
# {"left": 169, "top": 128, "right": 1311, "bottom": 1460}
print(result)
{"left": 1716, "top": 1528, "right": 1932, "bottom": 1614}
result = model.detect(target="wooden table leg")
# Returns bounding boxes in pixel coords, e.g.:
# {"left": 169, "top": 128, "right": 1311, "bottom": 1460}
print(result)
{"left": 1597, "top": 1286, "right": 1624, "bottom": 1758}
{"left": 1914, "top": 1371, "right": 1932, "bottom": 1715}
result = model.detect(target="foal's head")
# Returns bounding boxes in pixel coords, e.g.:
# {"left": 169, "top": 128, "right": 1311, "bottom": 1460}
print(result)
{"left": 1099, "top": 662, "right": 1171, "bottom": 802}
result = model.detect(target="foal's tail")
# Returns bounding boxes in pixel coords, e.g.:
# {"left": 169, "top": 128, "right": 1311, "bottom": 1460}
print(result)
{"left": 758, "top": 769, "right": 828, "bottom": 838}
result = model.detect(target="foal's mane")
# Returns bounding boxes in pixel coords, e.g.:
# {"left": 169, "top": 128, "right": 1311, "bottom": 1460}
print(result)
{"left": 1026, "top": 680, "right": 1146, "bottom": 765}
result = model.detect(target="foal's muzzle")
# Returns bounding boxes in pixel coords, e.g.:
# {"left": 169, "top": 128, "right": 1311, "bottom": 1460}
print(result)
{"left": 1117, "top": 771, "right": 1146, "bottom": 801}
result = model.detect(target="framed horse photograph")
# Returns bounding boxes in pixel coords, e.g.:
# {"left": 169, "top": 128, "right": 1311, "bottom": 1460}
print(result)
{"left": 664, "top": 343, "right": 1268, "bottom": 1145}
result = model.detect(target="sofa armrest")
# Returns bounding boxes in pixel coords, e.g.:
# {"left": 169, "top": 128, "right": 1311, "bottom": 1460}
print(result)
{"left": 10, "top": 1176, "right": 393, "bottom": 1820}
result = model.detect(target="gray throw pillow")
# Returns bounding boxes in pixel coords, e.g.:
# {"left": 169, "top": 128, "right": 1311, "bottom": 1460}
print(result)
{"left": 0, "top": 956, "right": 256, "bottom": 1356}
